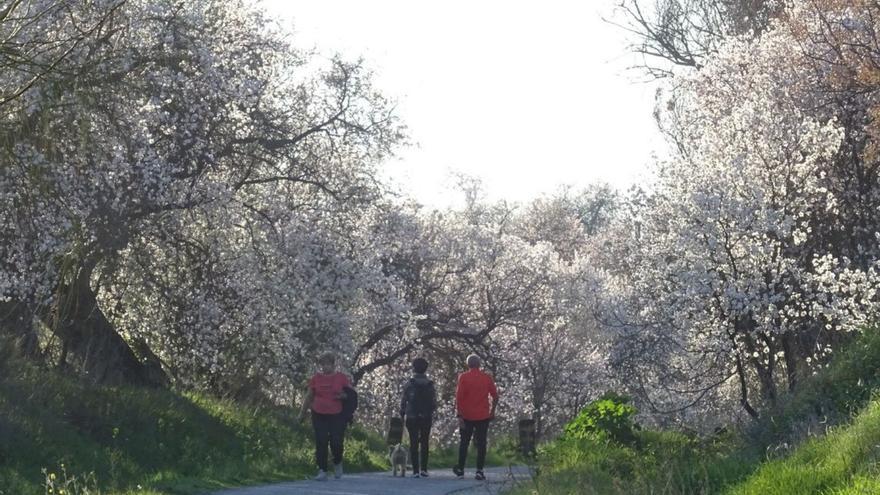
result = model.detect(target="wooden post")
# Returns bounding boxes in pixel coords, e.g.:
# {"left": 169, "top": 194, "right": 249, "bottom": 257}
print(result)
{"left": 388, "top": 416, "right": 404, "bottom": 445}
{"left": 518, "top": 418, "right": 536, "bottom": 457}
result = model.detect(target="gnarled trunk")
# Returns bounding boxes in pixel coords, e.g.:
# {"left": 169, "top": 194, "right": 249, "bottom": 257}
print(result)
{"left": 47, "top": 259, "right": 166, "bottom": 387}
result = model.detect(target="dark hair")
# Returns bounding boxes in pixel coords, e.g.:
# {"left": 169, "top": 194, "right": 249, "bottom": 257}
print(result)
{"left": 412, "top": 357, "right": 428, "bottom": 374}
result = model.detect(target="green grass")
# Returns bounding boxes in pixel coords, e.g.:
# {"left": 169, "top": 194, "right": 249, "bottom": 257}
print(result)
{"left": 10, "top": 327, "right": 879, "bottom": 495}
{"left": 0, "top": 354, "right": 388, "bottom": 495}
{"left": 0, "top": 345, "right": 522, "bottom": 495}
{"left": 510, "top": 428, "right": 759, "bottom": 495}
{"left": 728, "top": 398, "right": 880, "bottom": 495}
{"left": 513, "top": 329, "right": 880, "bottom": 495}
{"left": 753, "top": 331, "right": 880, "bottom": 446}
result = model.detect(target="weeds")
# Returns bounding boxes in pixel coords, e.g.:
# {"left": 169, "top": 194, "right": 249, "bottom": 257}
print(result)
{"left": 43, "top": 465, "right": 101, "bottom": 495}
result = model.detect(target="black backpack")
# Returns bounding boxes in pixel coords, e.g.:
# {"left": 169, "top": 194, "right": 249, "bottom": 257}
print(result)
{"left": 341, "top": 385, "right": 358, "bottom": 425}
{"left": 407, "top": 379, "right": 434, "bottom": 418}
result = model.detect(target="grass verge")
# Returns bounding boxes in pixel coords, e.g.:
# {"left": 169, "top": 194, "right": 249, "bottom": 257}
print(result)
{"left": 0, "top": 354, "right": 386, "bottom": 495}
{"left": 512, "top": 329, "right": 880, "bottom": 495}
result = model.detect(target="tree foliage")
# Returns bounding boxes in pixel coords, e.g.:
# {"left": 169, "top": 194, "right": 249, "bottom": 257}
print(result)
{"left": 617, "top": 0, "right": 782, "bottom": 76}
{"left": 604, "top": 0, "right": 880, "bottom": 423}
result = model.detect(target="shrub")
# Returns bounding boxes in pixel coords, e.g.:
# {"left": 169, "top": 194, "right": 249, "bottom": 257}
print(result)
{"left": 564, "top": 391, "right": 638, "bottom": 444}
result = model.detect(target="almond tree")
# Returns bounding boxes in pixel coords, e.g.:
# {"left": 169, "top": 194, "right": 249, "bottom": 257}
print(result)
{"left": 351, "top": 189, "right": 611, "bottom": 437}
{"left": 616, "top": 0, "right": 781, "bottom": 76}
{"left": 600, "top": 0, "right": 880, "bottom": 420}
{"left": 0, "top": 0, "right": 403, "bottom": 385}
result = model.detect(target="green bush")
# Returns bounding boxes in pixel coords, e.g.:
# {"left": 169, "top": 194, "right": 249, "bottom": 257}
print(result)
{"left": 564, "top": 391, "right": 638, "bottom": 444}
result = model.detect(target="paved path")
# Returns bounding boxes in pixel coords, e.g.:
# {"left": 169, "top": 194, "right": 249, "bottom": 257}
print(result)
{"left": 210, "top": 466, "right": 533, "bottom": 495}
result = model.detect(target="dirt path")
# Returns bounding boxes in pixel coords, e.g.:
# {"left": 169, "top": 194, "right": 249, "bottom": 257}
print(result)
{"left": 209, "top": 465, "right": 532, "bottom": 495}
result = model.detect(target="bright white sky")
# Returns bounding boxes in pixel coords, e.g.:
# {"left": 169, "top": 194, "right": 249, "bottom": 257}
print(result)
{"left": 262, "top": 0, "right": 664, "bottom": 208}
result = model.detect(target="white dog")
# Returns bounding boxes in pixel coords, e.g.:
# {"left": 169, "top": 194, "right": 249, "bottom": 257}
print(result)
{"left": 389, "top": 443, "right": 409, "bottom": 477}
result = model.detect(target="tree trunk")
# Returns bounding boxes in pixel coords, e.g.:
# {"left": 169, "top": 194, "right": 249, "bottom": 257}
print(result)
{"left": 532, "top": 381, "right": 546, "bottom": 441}
{"left": 734, "top": 353, "right": 759, "bottom": 420}
{"left": 47, "top": 259, "right": 166, "bottom": 387}
{"left": 781, "top": 332, "right": 800, "bottom": 393}
{"left": 739, "top": 328, "right": 777, "bottom": 407}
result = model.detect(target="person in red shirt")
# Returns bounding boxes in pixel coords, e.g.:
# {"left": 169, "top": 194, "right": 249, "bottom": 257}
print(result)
{"left": 298, "top": 352, "right": 353, "bottom": 481}
{"left": 453, "top": 353, "right": 499, "bottom": 481}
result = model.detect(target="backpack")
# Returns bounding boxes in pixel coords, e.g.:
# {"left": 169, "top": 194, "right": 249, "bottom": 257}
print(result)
{"left": 407, "top": 379, "right": 434, "bottom": 418}
{"left": 341, "top": 385, "right": 358, "bottom": 425}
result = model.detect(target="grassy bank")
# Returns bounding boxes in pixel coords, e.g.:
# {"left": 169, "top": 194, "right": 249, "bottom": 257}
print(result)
{"left": 0, "top": 355, "right": 387, "bottom": 495}
{"left": 513, "top": 427, "right": 760, "bottom": 494}
{"left": 729, "top": 398, "right": 880, "bottom": 494}
{"left": 515, "top": 329, "right": 880, "bottom": 495}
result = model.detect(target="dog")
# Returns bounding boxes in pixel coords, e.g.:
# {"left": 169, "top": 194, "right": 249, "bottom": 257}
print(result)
{"left": 389, "top": 443, "right": 409, "bottom": 477}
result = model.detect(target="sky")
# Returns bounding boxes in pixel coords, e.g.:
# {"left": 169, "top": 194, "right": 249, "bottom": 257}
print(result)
{"left": 262, "top": 0, "right": 664, "bottom": 208}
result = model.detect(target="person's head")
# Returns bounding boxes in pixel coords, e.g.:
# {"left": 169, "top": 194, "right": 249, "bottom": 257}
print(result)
{"left": 412, "top": 357, "right": 428, "bottom": 374}
{"left": 466, "top": 354, "right": 481, "bottom": 369}
{"left": 317, "top": 352, "right": 336, "bottom": 374}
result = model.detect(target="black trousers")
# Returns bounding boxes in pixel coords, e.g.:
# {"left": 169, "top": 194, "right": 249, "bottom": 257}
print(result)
{"left": 312, "top": 412, "right": 346, "bottom": 471}
{"left": 457, "top": 418, "right": 490, "bottom": 471}
{"left": 405, "top": 417, "right": 432, "bottom": 473}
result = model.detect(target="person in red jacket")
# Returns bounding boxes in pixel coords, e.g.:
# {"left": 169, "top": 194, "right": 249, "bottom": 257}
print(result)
{"left": 453, "top": 353, "right": 499, "bottom": 481}
{"left": 298, "top": 352, "right": 353, "bottom": 481}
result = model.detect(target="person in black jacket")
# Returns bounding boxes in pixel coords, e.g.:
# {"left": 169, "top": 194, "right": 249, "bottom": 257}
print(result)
{"left": 399, "top": 357, "right": 437, "bottom": 478}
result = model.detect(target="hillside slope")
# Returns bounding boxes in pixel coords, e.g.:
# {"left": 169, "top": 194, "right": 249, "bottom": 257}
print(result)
{"left": 0, "top": 353, "right": 387, "bottom": 495}
{"left": 729, "top": 398, "right": 880, "bottom": 494}
{"left": 514, "top": 330, "right": 880, "bottom": 495}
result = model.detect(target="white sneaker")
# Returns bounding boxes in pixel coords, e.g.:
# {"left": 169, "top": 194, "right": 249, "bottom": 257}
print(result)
{"left": 314, "top": 470, "right": 328, "bottom": 481}
{"left": 334, "top": 463, "right": 343, "bottom": 479}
